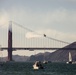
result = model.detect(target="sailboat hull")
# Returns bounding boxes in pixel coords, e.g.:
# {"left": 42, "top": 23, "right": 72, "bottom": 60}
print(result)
{"left": 66, "top": 61, "right": 72, "bottom": 64}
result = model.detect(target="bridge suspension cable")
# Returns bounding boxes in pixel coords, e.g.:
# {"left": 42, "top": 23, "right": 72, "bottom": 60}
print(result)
{"left": 45, "top": 35, "right": 69, "bottom": 44}
{"left": 12, "top": 21, "right": 70, "bottom": 45}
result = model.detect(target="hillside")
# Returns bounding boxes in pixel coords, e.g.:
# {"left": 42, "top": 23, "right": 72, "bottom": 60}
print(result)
{"left": 48, "top": 42, "right": 76, "bottom": 62}
{"left": 29, "top": 52, "right": 50, "bottom": 62}
{"left": 0, "top": 55, "right": 29, "bottom": 62}
{"left": 28, "top": 42, "right": 76, "bottom": 62}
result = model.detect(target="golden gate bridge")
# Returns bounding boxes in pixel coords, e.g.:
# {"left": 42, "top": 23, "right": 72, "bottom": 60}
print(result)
{"left": 0, "top": 21, "right": 76, "bottom": 61}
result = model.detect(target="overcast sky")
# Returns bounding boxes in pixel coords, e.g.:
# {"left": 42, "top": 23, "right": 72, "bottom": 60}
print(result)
{"left": 0, "top": 0, "right": 76, "bottom": 57}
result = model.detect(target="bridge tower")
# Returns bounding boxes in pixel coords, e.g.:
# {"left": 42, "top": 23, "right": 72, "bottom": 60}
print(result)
{"left": 8, "top": 21, "right": 12, "bottom": 61}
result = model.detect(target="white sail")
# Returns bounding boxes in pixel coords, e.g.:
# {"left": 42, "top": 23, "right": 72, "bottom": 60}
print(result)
{"left": 69, "top": 52, "right": 72, "bottom": 62}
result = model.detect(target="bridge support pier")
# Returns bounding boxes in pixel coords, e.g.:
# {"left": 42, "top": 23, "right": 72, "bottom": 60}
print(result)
{"left": 8, "top": 21, "right": 12, "bottom": 61}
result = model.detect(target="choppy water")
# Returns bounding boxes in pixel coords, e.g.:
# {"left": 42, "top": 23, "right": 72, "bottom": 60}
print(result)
{"left": 0, "top": 62, "right": 76, "bottom": 75}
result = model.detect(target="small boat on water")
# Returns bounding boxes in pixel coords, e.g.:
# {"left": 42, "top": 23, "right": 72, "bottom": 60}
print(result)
{"left": 33, "top": 61, "right": 44, "bottom": 70}
{"left": 43, "top": 60, "right": 48, "bottom": 64}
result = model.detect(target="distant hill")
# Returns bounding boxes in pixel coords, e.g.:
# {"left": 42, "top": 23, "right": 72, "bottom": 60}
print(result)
{"left": 12, "top": 55, "right": 29, "bottom": 62}
{"left": 29, "top": 52, "right": 50, "bottom": 62}
{"left": 28, "top": 42, "right": 76, "bottom": 62}
{"left": 0, "top": 55, "right": 29, "bottom": 62}
{"left": 48, "top": 42, "right": 76, "bottom": 62}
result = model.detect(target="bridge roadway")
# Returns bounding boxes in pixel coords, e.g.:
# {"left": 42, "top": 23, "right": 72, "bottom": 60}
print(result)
{"left": 1, "top": 47, "right": 76, "bottom": 51}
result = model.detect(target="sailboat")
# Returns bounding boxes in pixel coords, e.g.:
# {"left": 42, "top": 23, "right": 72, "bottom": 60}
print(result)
{"left": 66, "top": 52, "right": 72, "bottom": 64}
{"left": 43, "top": 50, "right": 48, "bottom": 64}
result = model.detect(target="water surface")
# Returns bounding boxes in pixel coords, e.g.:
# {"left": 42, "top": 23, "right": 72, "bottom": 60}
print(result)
{"left": 0, "top": 62, "right": 76, "bottom": 75}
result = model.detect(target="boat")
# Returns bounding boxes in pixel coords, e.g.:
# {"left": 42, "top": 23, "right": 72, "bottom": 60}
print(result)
{"left": 43, "top": 60, "right": 48, "bottom": 64}
{"left": 33, "top": 61, "right": 44, "bottom": 70}
{"left": 66, "top": 52, "right": 72, "bottom": 64}
{"left": 43, "top": 50, "right": 48, "bottom": 64}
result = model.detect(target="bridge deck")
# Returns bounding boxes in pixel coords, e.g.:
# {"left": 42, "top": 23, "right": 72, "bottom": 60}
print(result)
{"left": 1, "top": 47, "right": 76, "bottom": 50}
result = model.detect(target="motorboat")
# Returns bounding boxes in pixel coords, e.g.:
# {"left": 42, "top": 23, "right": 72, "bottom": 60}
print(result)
{"left": 33, "top": 61, "right": 44, "bottom": 70}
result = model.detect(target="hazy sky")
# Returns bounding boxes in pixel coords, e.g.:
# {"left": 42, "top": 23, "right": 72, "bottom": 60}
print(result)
{"left": 0, "top": 0, "right": 76, "bottom": 57}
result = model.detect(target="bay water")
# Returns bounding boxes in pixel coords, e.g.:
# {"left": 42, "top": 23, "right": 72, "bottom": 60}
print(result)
{"left": 0, "top": 62, "right": 76, "bottom": 75}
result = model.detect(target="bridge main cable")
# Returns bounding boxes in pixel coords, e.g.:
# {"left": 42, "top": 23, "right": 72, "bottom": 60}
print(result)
{"left": 12, "top": 21, "right": 70, "bottom": 45}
